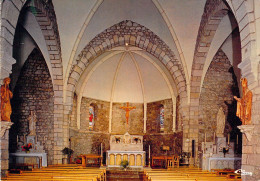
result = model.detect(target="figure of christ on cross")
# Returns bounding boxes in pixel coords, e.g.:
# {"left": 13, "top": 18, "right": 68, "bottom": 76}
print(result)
{"left": 120, "top": 102, "right": 136, "bottom": 125}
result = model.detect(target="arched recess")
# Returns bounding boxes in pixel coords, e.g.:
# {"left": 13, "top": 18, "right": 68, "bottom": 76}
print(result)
{"left": 198, "top": 49, "right": 240, "bottom": 151}
{"left": 10, "top": 48, "right": 55, "bottom": 165}
{"left": 187, "top": 0, "right": 243, "bottom": 158}
{"left": 2, "top": 0, "right": 63, "bottom": 164}
{"left": 75, "top": 48, "right": 178, "bottom": 133}
{"left": 65, "top": 20, "right": 187, "bottom": 116}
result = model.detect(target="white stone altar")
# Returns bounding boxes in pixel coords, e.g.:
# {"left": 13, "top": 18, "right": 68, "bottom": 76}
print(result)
{"left": 10, "top": 152, "right": 47, "bottom": 167}
{"left": 201, "top": 137, "right": 241, "bottom": 171}
{"left": 107, "top": 132, "right": 145, "bottom": 168}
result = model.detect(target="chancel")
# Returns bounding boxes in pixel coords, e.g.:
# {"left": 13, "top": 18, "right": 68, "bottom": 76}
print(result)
{"left": 1, "top": 0, "right": 260, "bottom": 181}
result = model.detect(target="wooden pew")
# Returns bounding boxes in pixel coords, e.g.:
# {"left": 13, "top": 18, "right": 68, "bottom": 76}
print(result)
{"left": 4, "top": 164, "right": 105, "bottom": 181}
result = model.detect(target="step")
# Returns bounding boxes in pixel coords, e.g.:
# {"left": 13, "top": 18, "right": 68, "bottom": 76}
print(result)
{"left": 106, "top": 170, "right": 144, "bottom": 181}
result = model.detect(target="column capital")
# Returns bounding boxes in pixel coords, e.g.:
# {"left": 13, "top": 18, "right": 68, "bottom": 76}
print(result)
{"left": 1, "top": 121, "right": 13, "bottom": 138}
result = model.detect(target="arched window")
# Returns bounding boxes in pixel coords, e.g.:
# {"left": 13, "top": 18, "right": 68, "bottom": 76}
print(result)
{"left": 89, "top": 105, "right": 95, "bottom": 131}
{"left": 159, "top": 105, "right": 164, "bottom": 132}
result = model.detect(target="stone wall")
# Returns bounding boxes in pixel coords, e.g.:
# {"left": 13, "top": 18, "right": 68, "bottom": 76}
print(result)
{"left": 199, "top": 49, "right": 240, "bottom": 150}
{"left": 80, "top": 97, "right": 110, "bottom": 132}
{"left": 69, "top": 130, "right": 110, "bottom": 163}
{"left": 147, "top": 99, "right": 173, "bottom": 134}
{"left": 10, "top": 48, "right": 55, "bottom": 164}
{"left": 70, "top": 97, "right": 179, "bottom": 166}
{"left": 143, "top": 132, "right": 182, "bottom": 165}
{"left": 112, "top": 102, "right": 143, "bottom": 134}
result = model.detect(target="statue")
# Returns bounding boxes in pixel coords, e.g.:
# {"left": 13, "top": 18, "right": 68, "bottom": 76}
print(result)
{"left": 216, "top": 107, "right": 225, "bottom": 137}
{"left": 234, "top": 78, "right": 252, "bottom": 125}
{"left": 120, "top": 102, "right": 136, "bottom": 125}
{"left": 28, "top": 111, "right": 37, "bottom": 136}
{"left": 1, "top": 77, "right": 13, "bottom": 122}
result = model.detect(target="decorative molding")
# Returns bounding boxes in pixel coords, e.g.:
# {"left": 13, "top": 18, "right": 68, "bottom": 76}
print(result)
{"left": 237, "top": 125, "right": 254, "bottom": 142}
{"left": 1, "top": 121, "right": 13, "bottom": 138}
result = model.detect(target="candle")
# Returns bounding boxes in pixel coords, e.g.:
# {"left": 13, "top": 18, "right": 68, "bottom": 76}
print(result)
{"left": 17, "top": 135, "right": 19, "bottom": 143}
{"left": 213, "top": 132, "right": 216, "bottom": 143}
{"left": 236, "top": 134, "right": 238, "bottom": 144}
{"left": 101, "top": 143, "right": 102, "bottom": 157}
{"left": 149, "top": 145, "right": 151, "bottom": 159}
{"left": 228, "top": 133, "right": 230, "bottom": 145}
{"left": 205, "top": 132, "right": 206, "bottom": 143}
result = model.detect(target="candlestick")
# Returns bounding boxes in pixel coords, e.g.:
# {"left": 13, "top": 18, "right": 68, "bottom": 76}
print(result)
{"left": 213, "top": 132, "right": 215, "bottom": 143}
{"left": 101, "top": 143, "right": 102, "bottom": 157}
{"left": 204, "top": 132, "right": 206, "bottom": 143}
{"left": 236, "top": 134, "right": 238, "bottom": 144}
{"left": 228, "top": 133, "right": 230, "bottom": 145}
{"left": 24, "top": 134, "right": 26, "bottom": 144}
{"left": 101, "top": 143, "right": 103, "bottom": 166}
{"left": 149, "top": 145, "right": 151, "bottom": 159}
{"left": 17, "top": 135, "right": 18, "bottom": 143}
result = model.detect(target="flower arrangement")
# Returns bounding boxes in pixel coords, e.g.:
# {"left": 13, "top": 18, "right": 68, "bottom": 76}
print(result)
{"left": 120, "top": 160, "right": 129, "bottom": 169}
{"left": 61, "top": 147, "right": 74, "bottom": 156}
{"left": 22, "top": 143, "right": 32, "bottom": 152}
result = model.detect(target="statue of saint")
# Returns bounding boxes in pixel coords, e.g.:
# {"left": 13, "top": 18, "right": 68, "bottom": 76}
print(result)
{"left": 234, "top": 78, "right": 252, "bottom": 125}
{"left": 1, "top": 77, "right": 13, "bottom": 122}
{"left": 216, "top": 107, "right": 225, "bottom": 137}
{"left": 28, "top": 111, "right": 37, "bottom": 136}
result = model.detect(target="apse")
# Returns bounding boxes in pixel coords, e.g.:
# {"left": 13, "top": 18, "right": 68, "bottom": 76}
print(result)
{"left": 83, "top": 50, "right": 173, "bottom": 103}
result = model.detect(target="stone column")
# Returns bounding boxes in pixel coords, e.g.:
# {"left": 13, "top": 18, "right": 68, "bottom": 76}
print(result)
{"left": 1, "top": 122, "right": 13, "bottom": 177}
{"left": 237, "top": 57, "right": 260, "bottom": 180}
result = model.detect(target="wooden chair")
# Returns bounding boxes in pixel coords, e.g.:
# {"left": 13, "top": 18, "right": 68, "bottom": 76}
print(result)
{"left": 168, "top": 155, "right": 179, "bottom": 168}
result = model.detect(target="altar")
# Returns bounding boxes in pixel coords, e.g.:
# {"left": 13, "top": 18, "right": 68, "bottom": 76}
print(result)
{"left": 10, "top": 152, "right": 47, "bottom": 167}
{"left": 107, "top": 132, "right": 145, "bottom": 168}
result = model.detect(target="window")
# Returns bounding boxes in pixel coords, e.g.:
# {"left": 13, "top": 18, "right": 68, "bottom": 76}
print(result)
{"left": 89, "top": 105, "right": 95, "bottom": 131}
{"left": 159, "top": 105, "right": 164, "bottom": 132}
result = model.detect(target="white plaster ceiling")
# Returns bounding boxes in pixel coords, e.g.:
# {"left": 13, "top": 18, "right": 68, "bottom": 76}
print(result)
{"left": 83, "top": 50, "right": 172, "bottom": 103}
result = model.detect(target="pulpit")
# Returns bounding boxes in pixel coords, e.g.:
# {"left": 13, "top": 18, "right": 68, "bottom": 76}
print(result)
{"left": 107, "top": 132, "right": 145, "bottom": 168}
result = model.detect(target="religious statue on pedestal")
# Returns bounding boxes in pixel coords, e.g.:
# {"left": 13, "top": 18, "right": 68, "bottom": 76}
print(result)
{"left": 1, "top": 77, "right": 13, "bottom": 122}
{"left": 216, "top": 107, "right": 225, "bottom": 137}
{"left": 28, "top": 111, "right": 37, "bottom": 136}
{"left": 234, "top": 78, "right": 252, "bottom": 125}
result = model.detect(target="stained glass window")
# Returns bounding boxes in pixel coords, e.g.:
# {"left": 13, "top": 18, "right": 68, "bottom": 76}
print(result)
{"left": 160, "top": 105, "right": 164, "bottom": 132}
{"left": 89, "top": 106, "right": 94, "bottom": 131}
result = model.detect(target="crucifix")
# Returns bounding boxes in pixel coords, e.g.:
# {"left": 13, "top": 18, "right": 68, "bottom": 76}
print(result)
{"left": 120, "top": 102, "right": 136, "bottom": 125}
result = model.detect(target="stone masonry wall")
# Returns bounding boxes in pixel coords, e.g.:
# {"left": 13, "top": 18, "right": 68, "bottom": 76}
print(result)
{"left": 199, "top": 49, "right": 240, "bottom": 150}
{"left": 112, "top": 102, "right": 143, "bottom": 134}
{"left": 10, "top": 49, "right": 54, "bottom": 164}
{"left": 80, "top": 97, "right": 110, "bottom": 132}
{"left": 147, "top": 99, "right": 173, "bottom": 134}
{"left": 143, "top": 132, "right": 182, "bottom": 165}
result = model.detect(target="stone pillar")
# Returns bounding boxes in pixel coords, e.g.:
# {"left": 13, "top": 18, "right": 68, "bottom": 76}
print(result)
{"left": 1, "top": 122, "right": 13, "bottom": 177}
{"left": 237, "top": 57, "right": 260, "bottom": 180}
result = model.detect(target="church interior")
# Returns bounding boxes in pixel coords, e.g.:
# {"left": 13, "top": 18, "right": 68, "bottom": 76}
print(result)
{"left": 1, "top": 0, "right": 260, "bottom": 180}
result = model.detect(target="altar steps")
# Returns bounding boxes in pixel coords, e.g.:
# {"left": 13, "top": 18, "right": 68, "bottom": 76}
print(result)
{"left": 106, "top": 170, "right": 144, "bottom": 181}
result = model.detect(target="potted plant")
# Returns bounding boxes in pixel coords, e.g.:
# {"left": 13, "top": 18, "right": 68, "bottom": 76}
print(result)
{"left": 61, "top": 147, "right": 74, "bottom": 164}
{"left": 120, "top": 160, "right": 129, "bottom": 171}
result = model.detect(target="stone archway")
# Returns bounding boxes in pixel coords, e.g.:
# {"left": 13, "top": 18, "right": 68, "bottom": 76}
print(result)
{"left": 66, "top": 20, "right": 187, "bottom": 112}
{"left": 1, "top": 0, "right": 63, "bottom": 164}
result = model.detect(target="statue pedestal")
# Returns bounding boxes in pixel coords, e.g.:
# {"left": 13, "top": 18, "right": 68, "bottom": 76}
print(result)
{"left": 237, "top": 125, "right": 254, "bottom": 141}
{"left": 1, "top": 121, "right": 14, "bottom": 177}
